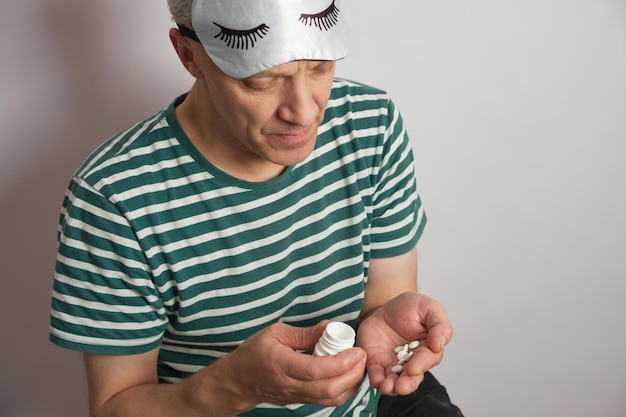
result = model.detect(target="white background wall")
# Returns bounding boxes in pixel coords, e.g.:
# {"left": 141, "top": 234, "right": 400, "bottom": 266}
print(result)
{"left": 1, "top": 1, "right": 624, "bottom": 416}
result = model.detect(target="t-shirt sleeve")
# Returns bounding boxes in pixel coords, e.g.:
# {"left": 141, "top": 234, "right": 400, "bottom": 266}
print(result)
{"left": 369, "top": 97, "right": 426, "bottom": 258}
{"left": 49, "top": 176, "right": 168, "bottom": 354}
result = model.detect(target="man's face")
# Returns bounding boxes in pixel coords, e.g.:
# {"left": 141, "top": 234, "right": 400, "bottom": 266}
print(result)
{"left": 194, "top": 52, "right": 336, "bottom": 173}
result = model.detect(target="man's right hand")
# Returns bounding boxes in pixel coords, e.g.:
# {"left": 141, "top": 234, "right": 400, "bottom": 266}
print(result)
{"left": 197, "top": 321, "right": 367, "bottom": 413}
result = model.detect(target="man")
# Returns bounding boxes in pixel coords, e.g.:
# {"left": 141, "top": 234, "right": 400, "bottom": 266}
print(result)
{"left": 49, "top": 0, "right": 464, "bottom": 416}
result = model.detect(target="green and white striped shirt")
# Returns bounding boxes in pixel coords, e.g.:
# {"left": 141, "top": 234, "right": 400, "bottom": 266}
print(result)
{"left": 50, "top": 78, "right": 426, "bottom": 416}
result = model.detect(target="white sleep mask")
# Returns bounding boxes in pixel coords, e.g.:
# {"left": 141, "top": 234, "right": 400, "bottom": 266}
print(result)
{"left": 187, "top": 0, "right": 350, "bottom": 78}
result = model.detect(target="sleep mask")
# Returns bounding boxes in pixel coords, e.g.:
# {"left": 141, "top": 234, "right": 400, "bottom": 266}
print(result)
{"left": 186, "top": 0, "right": 350, "bottom": 78}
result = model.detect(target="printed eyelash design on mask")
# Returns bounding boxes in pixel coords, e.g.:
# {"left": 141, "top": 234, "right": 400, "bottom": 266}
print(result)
{"left": 299, "top": 0, "right": 340, "bottom": 31}
{"left": 213, "top": 22, "right": 270, "bottom": 49}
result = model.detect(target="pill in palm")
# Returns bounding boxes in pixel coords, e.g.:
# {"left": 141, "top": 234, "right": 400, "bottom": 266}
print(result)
{"left": 394, "top": 343, "right": 409, "bottom": 353}
{"left": 391, "top": 340, "right": 420, "bottom": 373}
{"left": 398, "top": 351, "right": 414, "bottom": 365}
{"left": 391, "top": 364, "right": 404, "bottom": 373}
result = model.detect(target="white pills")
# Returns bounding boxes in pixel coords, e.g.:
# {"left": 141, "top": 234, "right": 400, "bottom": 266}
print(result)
{"left": 391, "top": 365, "right": 404, "bottom": 374}
{"left": 390, "top": 340, "right": 420, "bottom": 373}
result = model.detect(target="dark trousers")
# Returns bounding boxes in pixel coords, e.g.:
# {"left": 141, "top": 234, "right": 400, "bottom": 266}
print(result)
{"left": 377, "top": 372, "right": 464, "bottom": 417}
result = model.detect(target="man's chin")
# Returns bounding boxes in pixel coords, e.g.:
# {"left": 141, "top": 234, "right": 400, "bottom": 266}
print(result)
{"left": 269, "top": 148, "right": 315, "bottom": 167}
{"left": 267, "top": 135, "right": 318, "bottom": 166}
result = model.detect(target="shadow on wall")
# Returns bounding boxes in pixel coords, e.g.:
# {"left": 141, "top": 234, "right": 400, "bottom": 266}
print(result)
{"left": 0, "top": 2, "right": 189, "bottom": 416}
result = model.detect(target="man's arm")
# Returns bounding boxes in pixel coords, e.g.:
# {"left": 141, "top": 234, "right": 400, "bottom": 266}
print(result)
{"left": 82, "top": 322, "right": 368, "bottom": 417}
{"left": 356, "top": 248, "right": 453, "bottom": 395}
{"left": 359, "top": 247, "right": 418, "bottom": 325}
{"left": 83, "top": 348, "right": 243, "bottom": 417}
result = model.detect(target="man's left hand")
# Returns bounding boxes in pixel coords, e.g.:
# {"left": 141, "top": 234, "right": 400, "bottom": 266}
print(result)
{"left": 356, "top": 292, "right": 453, "bottom": 396}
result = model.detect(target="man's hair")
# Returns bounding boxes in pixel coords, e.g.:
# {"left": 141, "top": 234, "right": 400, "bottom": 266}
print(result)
{"left": 167, "top": 0, "right": 193, "bottom": 26}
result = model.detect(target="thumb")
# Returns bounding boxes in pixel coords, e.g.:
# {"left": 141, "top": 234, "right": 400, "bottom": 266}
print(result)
{"left": 276, "top": 320, "right": 330, "bottom": 351}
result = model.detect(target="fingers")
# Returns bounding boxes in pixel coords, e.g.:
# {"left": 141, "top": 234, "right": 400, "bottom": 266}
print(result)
{"left": 364, "top": 362, "right": 387, "bottom": 388}
{"left": 367, "top": 349, "right": 429, "bottom": 396}
{"left": 387, "top": 372, "right": 425, "bottom": 396}
{"left": 272, "top": 320, "right": 329, "bottom": 352}
{"left": 403, "top": 342, "right": 443, "bottom": 376}
{"left": 270, "top": 347, "right": 366, "bottom": 407}
{"left": 269, "top": 321, "right": 363, "bottom": 381}
{"left": 424, "top": 302, "right": 454, "bottom": 354}
{"left": 282, "top": 346, "right": 365, "bottom": 381}
{"left": 302, "top": 349, "right": 368, "bottom": 406}
{"left": 365, "top": 351, "right": 424, "bottom": 396}
{"left": 238, "top": 323, "right": 367, "bottom": 407}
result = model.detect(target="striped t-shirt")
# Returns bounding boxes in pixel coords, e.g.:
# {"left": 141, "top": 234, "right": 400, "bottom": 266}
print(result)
{"left": 49, "top": 78, "right": 426, "bottom": 416}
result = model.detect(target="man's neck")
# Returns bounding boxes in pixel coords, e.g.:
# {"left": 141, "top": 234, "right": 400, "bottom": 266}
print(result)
{"left": 174, "top": 87, "right": 287, "bottom": 183}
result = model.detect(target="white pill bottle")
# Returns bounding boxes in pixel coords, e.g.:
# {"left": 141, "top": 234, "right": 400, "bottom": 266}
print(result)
{"left": 313, "top": 322, "right": 356, "bottom": 356}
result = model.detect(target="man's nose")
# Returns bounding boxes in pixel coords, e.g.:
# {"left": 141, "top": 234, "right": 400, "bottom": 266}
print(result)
{"left": 277, "top": 79, "right": 320, "bottom": 126}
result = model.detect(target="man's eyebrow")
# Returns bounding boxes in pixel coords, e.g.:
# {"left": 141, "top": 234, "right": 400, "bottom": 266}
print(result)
{"left": 246, "top": 60, "right": 335, "bottom": 80}
{"left": 246, "top": 69, "right": 281, "bottom": 79}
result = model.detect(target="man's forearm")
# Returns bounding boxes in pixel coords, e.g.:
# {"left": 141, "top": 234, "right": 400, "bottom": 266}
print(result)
{"left": 88, "top": 359, "right": 254, "bottom": 417}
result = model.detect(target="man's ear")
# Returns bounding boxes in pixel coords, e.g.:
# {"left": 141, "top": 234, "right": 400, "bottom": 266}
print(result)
{"left": 169, "top": 27, "right": 204, "bottom": 79}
